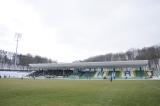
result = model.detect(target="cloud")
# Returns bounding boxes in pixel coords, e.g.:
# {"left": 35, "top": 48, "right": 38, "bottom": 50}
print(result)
{"left": 0, "top": 0, "right": 160, "bottom": 62}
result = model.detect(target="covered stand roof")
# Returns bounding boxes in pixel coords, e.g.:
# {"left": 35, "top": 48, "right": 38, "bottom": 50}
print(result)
{"left": 29, "top": 60, "right": 148, "bottom": 69}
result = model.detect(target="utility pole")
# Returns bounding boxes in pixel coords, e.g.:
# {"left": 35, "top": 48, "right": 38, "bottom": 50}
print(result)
{"left": 15, "top": 33, "right": 22, "bottom": 69}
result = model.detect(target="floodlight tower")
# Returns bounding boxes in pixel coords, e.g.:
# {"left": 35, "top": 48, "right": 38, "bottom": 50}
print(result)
{"left": 15, "top": 33, "right": 22, "bottom": 68}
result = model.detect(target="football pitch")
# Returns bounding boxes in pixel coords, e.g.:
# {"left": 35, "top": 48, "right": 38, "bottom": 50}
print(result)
{"left": 0, "top": 79, "right": 160, "bottom": 106}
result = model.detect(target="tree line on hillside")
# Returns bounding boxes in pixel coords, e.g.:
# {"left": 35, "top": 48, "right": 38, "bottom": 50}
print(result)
{"left": 1, "top": 45, "right": 160, "bottom": 68}
{"left": 83, "top": 45, "right": 160, "bottom": 68}
{"left": 0, "top": 50, "right": 53, "bottom": 66}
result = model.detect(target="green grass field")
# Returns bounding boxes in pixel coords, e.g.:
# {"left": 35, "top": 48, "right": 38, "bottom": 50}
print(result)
{"left": 0, "top": 79, "right": 160, "bottom": 106}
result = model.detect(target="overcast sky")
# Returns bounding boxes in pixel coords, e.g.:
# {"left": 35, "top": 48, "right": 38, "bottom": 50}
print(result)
{"left": 0, "top": 0, "right": 160, "bottom": 62}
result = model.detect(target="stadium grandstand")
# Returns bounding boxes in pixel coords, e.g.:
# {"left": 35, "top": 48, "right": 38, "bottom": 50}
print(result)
{"left": 27, "top": 60, "right": 156, "bottom": 80}
{"left": 0, "top": 63, "right": 32, "bottom": 78}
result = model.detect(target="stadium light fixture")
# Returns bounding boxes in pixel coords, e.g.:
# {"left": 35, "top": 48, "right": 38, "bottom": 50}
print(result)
{"left": 15, "top": 33, "right": 22, "bottom": 69}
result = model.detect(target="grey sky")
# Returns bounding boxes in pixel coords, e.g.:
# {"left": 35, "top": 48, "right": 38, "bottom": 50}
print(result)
{"left": 0, "top": 0, "right": 160, "bottom": 62}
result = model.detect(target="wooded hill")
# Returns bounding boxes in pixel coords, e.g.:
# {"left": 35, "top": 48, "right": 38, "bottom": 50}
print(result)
{"left": 0, "top": 51, "right": 53, "bottom": 66}
{"left": 83, "top": 45, "right": 160, "bottom": 67}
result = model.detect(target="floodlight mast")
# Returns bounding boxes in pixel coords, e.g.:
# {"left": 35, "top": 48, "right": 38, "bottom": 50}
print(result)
{"left": 15, "top": 33, "right": 22, "bottom": 69}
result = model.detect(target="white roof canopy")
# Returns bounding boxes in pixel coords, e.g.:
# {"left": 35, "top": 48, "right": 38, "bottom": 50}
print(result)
{"left": 29, "top": 60, "right": 148, "bottom": 69}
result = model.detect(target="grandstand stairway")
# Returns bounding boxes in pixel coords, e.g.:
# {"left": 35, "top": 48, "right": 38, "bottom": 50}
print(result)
{"left": 103, "top": 71, "right": 108, "bottom": 79}
{"left": 94, "top": 71, "right": 102, "bottom": 79}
